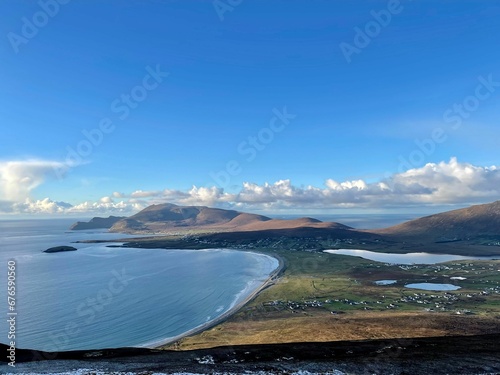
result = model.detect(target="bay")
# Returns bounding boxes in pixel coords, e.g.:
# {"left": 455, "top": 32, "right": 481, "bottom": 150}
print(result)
{"left": 0, "top": 219, "right": 278, "bottom": 351}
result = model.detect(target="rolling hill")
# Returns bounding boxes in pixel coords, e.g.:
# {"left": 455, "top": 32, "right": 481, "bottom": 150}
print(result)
{"left": 70, "top": 216, "right": 126, "bottom": 230}
{"left": 72, "top": 201, "right": 500, "bottom": 255}
{"left": 99, "top": 203, "right": 353, "bottom": 234}
{"left": 108, "top": 203, "right": 272, "bottom": 233}
{"left": 376, "top": 200, "right": 500, "bottom": 241}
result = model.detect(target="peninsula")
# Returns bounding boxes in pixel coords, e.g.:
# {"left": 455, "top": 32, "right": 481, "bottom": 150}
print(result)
{"left": 74, "top": 200, "right": 500, "bottom": 256}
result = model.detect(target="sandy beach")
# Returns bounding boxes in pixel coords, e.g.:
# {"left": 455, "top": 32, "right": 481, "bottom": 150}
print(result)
{"left": 144, "top": 251, "right": 285, "bottom": 349}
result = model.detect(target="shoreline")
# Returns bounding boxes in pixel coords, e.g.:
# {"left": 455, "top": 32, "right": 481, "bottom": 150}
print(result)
{"left": 146, "top": 250, "right": 286, "bottom": 349}
{"left": 7, "top": 242, "right": 285, "bottom": 354}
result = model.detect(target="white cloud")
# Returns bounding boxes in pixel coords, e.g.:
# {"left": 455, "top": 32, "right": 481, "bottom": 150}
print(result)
{"left": 192, "top": 158, "right": 499, "bottom": 210}
{"left": 389, "top": 157, "right": 500, "bottom": 204}
{"left": 1, "top": 158, "right": 499, "bottom": 215}
{"left": 130, "top": 190, "right": 161, "bottom": 198}
{"left": 0, "top": 160, "right": 68, "bottom": 201}
{"left": 12, "top": 198, "right": 73, "bottom": 214}
{"left": 179, "top": 186, "right": 233, "bottom": 206}
{"left": 67, "top": 198, "right": 146, "bottom": 215}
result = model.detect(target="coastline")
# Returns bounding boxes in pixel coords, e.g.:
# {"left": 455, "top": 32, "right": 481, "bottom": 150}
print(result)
{"left": 144, "top": 250, "right": 285, "bottom": 349}
{"left": 3, "top": 236, "right": 285, "bottom": 353}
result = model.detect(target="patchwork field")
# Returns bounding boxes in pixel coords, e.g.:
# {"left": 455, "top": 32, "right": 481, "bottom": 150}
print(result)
{"left": 168, "top": 250, "right": 500, "bottom": 350}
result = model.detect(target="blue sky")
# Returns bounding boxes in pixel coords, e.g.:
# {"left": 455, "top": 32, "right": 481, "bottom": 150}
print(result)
{"left": 1, "top": 0, "right": 499, "bottom": 216}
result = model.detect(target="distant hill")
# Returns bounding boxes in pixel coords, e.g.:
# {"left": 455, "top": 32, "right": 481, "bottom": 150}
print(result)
{"left": 105, "top": 204, "right": 353, "bottom": 234}
{"left": 71, "top": 201, "right": 500, "bottom": 245}
{"left": 375, "top": 200, "right": 500, "bottom": 241}
{"left": 235, "top": 217, "right": 352, "bottom": 232}
{"left": 70, "top": 201, "right": 500, "bottom": 256}
{"left": 108, "top": 203, "right": 272, "bottom": 233}
{"left": 70, "top": 216, "right": 126, "bottom": 230}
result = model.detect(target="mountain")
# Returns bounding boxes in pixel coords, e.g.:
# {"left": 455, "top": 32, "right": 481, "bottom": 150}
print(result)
{"left": 70, "top": 201, "right": 500, "bottom": 256}
{"left": 105, "top": 203, "right": 354, "bottom": 233}
{"left": 234, "top": 217, "right": 351, "bottom": 232}
{"left": 108, "top": 203, "right": 272, "bottom": 233}
{"left": 70, "top": 216, "right": 126, "bottom": 230}
{"left": 376, "top": 200, "right": 500, "bottom": 241}
{"left": 72, "top": 201, "right": 500, "bottom": 242}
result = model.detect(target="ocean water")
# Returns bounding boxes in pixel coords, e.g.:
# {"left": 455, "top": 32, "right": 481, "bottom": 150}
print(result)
{"left": 0, "top": 219, "right": 278, "bottom": 351}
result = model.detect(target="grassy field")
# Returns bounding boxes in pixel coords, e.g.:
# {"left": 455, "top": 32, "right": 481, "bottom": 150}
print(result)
{"left": 166, "top": 249, "right": 500, "bottom": 350}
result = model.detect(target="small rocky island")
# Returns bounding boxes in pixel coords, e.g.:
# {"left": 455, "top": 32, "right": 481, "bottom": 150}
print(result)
{"left": 43, "top": 246, "right": 78, "bottom": 253}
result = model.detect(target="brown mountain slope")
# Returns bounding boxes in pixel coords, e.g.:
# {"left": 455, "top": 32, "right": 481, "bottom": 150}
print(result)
{"left": 225, "top": 213, "right": 272, "bottom": 227}
{"left": 109, "top": 203, "right": 272, "bottom": 233}
{"left": 235, "top": 217, "right": 351, "bottom": 232}
{"left": 375, "top": 200, "right": 500, "bottom": 241}
{"left": 83, "top": 201, "right": 500, "bottom": 246}
{"left": 70, "top": 216, "right": 125, "bottom": 230}
{"left": 108, "top": 204, "right": 353, "bottom": 234}
{"left": 74, "top": 201, "right": 500, "bottom": 255}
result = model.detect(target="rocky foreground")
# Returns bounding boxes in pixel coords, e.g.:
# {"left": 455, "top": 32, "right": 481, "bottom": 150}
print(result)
{"left": 3, "top": 334, "right": 500, "bottom": 374}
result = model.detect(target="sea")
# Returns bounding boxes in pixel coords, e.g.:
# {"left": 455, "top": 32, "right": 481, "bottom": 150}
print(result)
{"left": 0, "top": 219, "right": 278, "bottom": 352}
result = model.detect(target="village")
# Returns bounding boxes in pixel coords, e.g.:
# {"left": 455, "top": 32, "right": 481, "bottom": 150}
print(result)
{"left": 186, "top": 232, "right": 500, "bottom": 316}
{"left": 256, "top": 258, "right": 500, "bottom": 316}
{"left": 258, "top": 283, "right": 500, "bottom": 315}
{"left": 183, "top": 232, "right": 395, "bottom": 252}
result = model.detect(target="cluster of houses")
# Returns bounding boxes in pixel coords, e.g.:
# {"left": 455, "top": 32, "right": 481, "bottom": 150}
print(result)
{"left": 187, "top": 234, "right": 370, "bottom": 251}
{"left": 190, "top": 236, "right": 294, "bottom": 249}
{"left": 260, "top": 281, "right": 500, "bottom": 315}
{"left": 262, "top": 299, "right": 324, "bottom": 313}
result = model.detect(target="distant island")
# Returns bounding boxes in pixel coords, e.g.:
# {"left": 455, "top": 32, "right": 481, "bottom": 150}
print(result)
{"left": 43, "top": 246, "right": 78, "bottom": 253}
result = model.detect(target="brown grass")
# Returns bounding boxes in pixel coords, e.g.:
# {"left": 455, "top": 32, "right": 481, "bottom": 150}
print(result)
{"left": 169, "top": 310, "right": 500, "bottom": 350}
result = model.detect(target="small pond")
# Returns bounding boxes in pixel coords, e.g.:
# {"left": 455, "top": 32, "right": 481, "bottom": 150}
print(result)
{"left": 404, "top": 283, "right": 461, "bottom": 291}
{"left": 374, "top": 280, "right": 397, "bottom": 285}
{"left": 324, "top": 249, "right": 499, "bottom": 265}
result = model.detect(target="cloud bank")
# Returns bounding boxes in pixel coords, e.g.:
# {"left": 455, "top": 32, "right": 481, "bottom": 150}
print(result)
{"left": 1, "top": 158, "right": 499, "bottom": 215}
{"left": 0, "top": 160, "right": 68, "bottom": 202}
